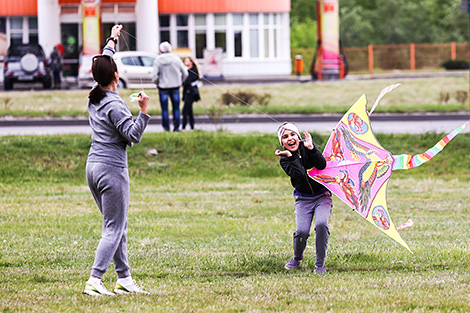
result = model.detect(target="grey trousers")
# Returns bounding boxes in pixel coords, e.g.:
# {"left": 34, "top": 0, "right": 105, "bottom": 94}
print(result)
{"left": 86, "top": 162, "right": 131, "bottom": 279}
{"left": 293, "top": 191, "right": 332, "bottom": 267}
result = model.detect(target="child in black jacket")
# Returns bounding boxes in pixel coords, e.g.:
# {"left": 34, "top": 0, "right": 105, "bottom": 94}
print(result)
{"left": 275, "top": 122, "right": 332, "bottom": 274}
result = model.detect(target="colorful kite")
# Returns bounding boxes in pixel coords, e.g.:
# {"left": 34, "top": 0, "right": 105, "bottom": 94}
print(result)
{"left": 308, "top": 84, "right": 469, "bottom": 252}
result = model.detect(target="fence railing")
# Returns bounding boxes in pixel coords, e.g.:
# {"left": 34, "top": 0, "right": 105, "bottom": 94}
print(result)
{"left": 291, "top": 42, "right": 469, "bottom": 75}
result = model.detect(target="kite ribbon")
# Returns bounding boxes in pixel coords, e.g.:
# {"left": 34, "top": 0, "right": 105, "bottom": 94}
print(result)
{"left": 368, "top": 83, "right": 401, "bottom": 116}
{"left": 392, "top": 120, "right": 470, "bottom": 170}
{"left": 396, "top": 219, "right": 414, "bottom": 231}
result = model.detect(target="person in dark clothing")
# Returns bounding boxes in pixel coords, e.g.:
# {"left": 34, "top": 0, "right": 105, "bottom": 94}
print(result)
{"left": 275, "top": 122, "right": 333, "bottom": 274}
{"left": 49, "top": 46, "right": 62, "bottom": 89}
{"left": 182, "top": 56, "right": 201, "bottom": 131}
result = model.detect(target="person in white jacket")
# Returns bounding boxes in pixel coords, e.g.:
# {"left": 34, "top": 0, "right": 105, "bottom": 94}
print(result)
{"left": 152, "top": 42, "right": 188, "bottom": 131}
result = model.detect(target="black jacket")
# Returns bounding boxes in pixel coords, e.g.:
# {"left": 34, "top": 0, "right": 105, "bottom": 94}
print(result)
{"left": 182, "top": 65, "right": 200, "bottom": 102}
{"left": 279, "top": 141, "right": 327, "bottom": 195}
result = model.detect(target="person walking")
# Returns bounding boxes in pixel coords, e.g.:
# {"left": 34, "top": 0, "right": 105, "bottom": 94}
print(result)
{"left": 275, "top": 122, "right": 333, "bottom": 274}
{"left": 182, "top": 56, "right": 201, "bottom": 131}
{"left": 83, "top": 24, "right": 150, "bottom": 296}
{"left": 152, "top": 41, "right": 188, "bottom": 131}
{"left": 49, "top": 45, "right": 62, "bottom": 89}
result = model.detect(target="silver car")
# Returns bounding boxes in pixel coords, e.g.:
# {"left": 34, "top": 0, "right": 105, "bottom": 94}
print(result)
{"left": 78, "top": 51, "right": 157, "bottom": 89}
{"left": 3, "top": 44, "right": 52, "bottom": 90}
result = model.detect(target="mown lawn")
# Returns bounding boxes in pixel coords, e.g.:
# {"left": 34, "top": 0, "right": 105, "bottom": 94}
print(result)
{"left": 1, "top": 131, "right": 470, "bottom": 312}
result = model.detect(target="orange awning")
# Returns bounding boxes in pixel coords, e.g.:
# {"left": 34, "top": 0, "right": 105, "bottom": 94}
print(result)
{"left": 59, "top": 0, "right": 136, "bottom": 4}
{"left": 159, "top": 0, "right": 290, "bottom": 13}
{"left": 0, "top": 0, "right": 289, "bottom": 16}
{"left": 0, "top": 0, "right": 37, "bottom": 15}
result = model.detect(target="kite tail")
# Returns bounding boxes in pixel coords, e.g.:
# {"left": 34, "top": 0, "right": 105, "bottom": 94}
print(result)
{"left": 392, "top": 120, "right": 469, "bottom": 170}
{"left": 368, "top": 83, "right": 401, "bottom": 116}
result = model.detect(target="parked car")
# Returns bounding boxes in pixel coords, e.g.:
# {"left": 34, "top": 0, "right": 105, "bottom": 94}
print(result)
{"left": 78, "top": 51, "right": 157, "bottom": 89}
{"left": 3, "top": 43, "right": 52, "bottom": 90}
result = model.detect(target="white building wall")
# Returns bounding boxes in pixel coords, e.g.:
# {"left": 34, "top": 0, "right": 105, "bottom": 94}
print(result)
{"left": 136, "top": 0, "right": 158, "bottom": 53}
{"left": 37, "top": 0, "right": 61, "bottom": 56}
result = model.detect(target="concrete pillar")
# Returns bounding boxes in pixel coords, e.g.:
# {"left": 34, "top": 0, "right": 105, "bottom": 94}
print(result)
{"left": 136, "top": 0, "right": 159, "bottom": 53}
{"left": 37, "top": 0, "right": 61, "bottom": 56}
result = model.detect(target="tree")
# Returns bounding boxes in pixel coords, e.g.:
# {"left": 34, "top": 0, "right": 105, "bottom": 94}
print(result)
{"left": 290, "top": 0, "right": 469, "bottom": 48}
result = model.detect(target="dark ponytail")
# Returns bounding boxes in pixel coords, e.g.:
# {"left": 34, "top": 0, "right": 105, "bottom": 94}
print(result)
{"left": 89, "top": 85, "right": 107, "bottom": 104}
{"left": 88, "top": 55, "right": 118, "bottom": 104}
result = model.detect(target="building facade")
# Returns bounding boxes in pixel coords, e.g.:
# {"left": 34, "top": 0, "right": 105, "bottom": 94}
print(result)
{"left": 0, "top": 0, "right": 291, "bottom": 77}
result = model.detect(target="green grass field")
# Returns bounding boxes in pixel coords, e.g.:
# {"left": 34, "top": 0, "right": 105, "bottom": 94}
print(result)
{"left": 2, "top": 131, "right": 470, "bottom": 312}
{"left": 0, "top": 75, "right": 469, "bottom": 117}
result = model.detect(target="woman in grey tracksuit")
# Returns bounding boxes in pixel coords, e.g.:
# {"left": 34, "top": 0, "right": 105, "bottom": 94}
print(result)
{"left": 83, "top": 25, "right": 150, "bottom": 296}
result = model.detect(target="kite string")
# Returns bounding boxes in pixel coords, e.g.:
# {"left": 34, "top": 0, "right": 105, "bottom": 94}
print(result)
{"left": 120, "top": 29, "right": 282, "bottom": 124}
{"left": 119, "top": 31, "right": 144, "bottom": 90}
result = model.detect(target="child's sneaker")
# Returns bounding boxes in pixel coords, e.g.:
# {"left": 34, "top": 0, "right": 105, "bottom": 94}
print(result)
{"left": 83, "top": 278, "right": 115, "bottom": 296}
{"left": 114, "top": 278, "right": 149, "bottom": 295}
{"left": 315, "top": 265, "right": 327, "bottom": 274}
{"left": 284, "top": 258, "right": 301, "bottom": 270}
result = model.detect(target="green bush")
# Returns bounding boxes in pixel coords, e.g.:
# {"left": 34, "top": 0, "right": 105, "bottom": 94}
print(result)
{"left": 220, "top": 91, "right": 271, "bottom": 107}
{"left": 441, "top": 59, "right": 469, "bottom": 70}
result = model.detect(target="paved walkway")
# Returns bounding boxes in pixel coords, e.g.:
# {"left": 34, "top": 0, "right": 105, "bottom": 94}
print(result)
{"left": 1, "top": 113, "right": 469, "bottom": 136}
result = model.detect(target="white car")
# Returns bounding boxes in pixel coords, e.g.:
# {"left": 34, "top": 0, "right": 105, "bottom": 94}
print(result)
{"left": 78, "top": 51, "right": 157, "bottom": 89}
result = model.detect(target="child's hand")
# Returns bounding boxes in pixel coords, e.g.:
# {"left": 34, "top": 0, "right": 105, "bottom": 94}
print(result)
{"left": 275, "top": 150, "right": 292, "bottom": 157}
{"left": 303, "top": 132, "right": 314, "bottom": 150}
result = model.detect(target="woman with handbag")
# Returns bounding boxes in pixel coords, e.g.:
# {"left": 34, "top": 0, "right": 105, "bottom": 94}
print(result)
{"left": 182, "top": 56, "right": 201, "bottom": 131}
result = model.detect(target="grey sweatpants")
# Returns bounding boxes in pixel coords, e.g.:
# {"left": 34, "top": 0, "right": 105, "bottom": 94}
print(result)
{"left": 86, "top": 162, "right": 131, "bottom": 279}
{"left": 293, "top": 191, "right": 332, "bottom": 267}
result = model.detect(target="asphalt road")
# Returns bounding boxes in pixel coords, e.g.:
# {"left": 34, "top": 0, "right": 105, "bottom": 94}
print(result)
{"left": 1, "top": 113, "right": 469, "bottom": 136}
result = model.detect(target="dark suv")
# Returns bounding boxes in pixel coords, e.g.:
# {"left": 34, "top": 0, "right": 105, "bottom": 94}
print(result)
{"left": 3, "top": 44, "right": 52, "bottom": 90}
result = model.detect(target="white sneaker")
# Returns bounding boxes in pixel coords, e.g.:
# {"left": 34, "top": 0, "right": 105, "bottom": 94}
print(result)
{"left": 83, "top": 278, "right": 115, "bottom": 296}
{"left": 114, "top": 279, "right": 149, "bottom": 295}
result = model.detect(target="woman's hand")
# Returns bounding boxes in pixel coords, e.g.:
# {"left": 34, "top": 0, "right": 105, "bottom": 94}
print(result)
{"left": 275, "top": 150, "right": 292, "bottom": 157}
{"left": 303, "top": 132, "right": 314, "bottom": 150}
{"left": 111, "top": 24, "right": 123, "bottom": 39}
{"left": 137, "top": 91, "right": 149, "bottom": 114}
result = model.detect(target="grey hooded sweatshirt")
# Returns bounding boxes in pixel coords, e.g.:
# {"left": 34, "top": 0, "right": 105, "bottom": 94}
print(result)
{"left": 87, "top": 46, "right": 150, "bottom": 167}
{"left": 152, "top": 53, "right": 188, "bottom": 89}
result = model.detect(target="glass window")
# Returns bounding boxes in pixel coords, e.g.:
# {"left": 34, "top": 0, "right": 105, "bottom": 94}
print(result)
{"left": 249, "top": 14, "right": 258, "bottom": 26}
{"left": 29, "top": 34, "right": 38, "bottom": 44}
{"left": 264, "top": 14, "right": 269, "bottom": 25}
{"left": 28, "top": 17, "right": 38, "bottom": 44}
{"left": 28, "top": 17, "right": 38, "bottom": 30}
{"left": 141, "top": 56, "right": 155, "bottom": 67}
{"left": 195, "top": 30, "right": 206, "bottom": 59}
{"left": 177, "top": 30, "right": 188, "bottom": 48}
{"left": 10, "top": 17, "right": 22, "bottom": 30}
{"left": 233, "top": 14, "right": 243, "bottom": 26}
{"left": 215, "top": 30, "right": 226, "bottom": 52}
{"left": 10, "top": 34, "right": 22, "bottom": 45}
{"left": 264, "top": 29, "right": 269, "bottom": 58}
{"left": 273, "top": 29, "right": 277, "bottom": 57}
{"left": 176, "top": 14, "right": 188, "bottom": 27}
{"left": 160, "top": 30, "right": 170, "bottom": 43}
{"left": 0, "top": 17, "right": 6, "bottom": 34}
{"left": 159, "top": 15, "right": 170, "bottom": 27}
{"left": 234, "top": 31, "right": 242, "bottom": 57}
{"left": 214, "top": 14, "right": 226, "bottom": 26}
{"left": 102, "top": 22, "right": 136, "bottom": 51}
{"left": 195, "top": 14, "right": 206, "bottom": 26}
{"left": 250, "top": 29, "right": 258, "bottom": 58}
{"left": 121, "top": 56, "right": 141, "bottom": 66}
